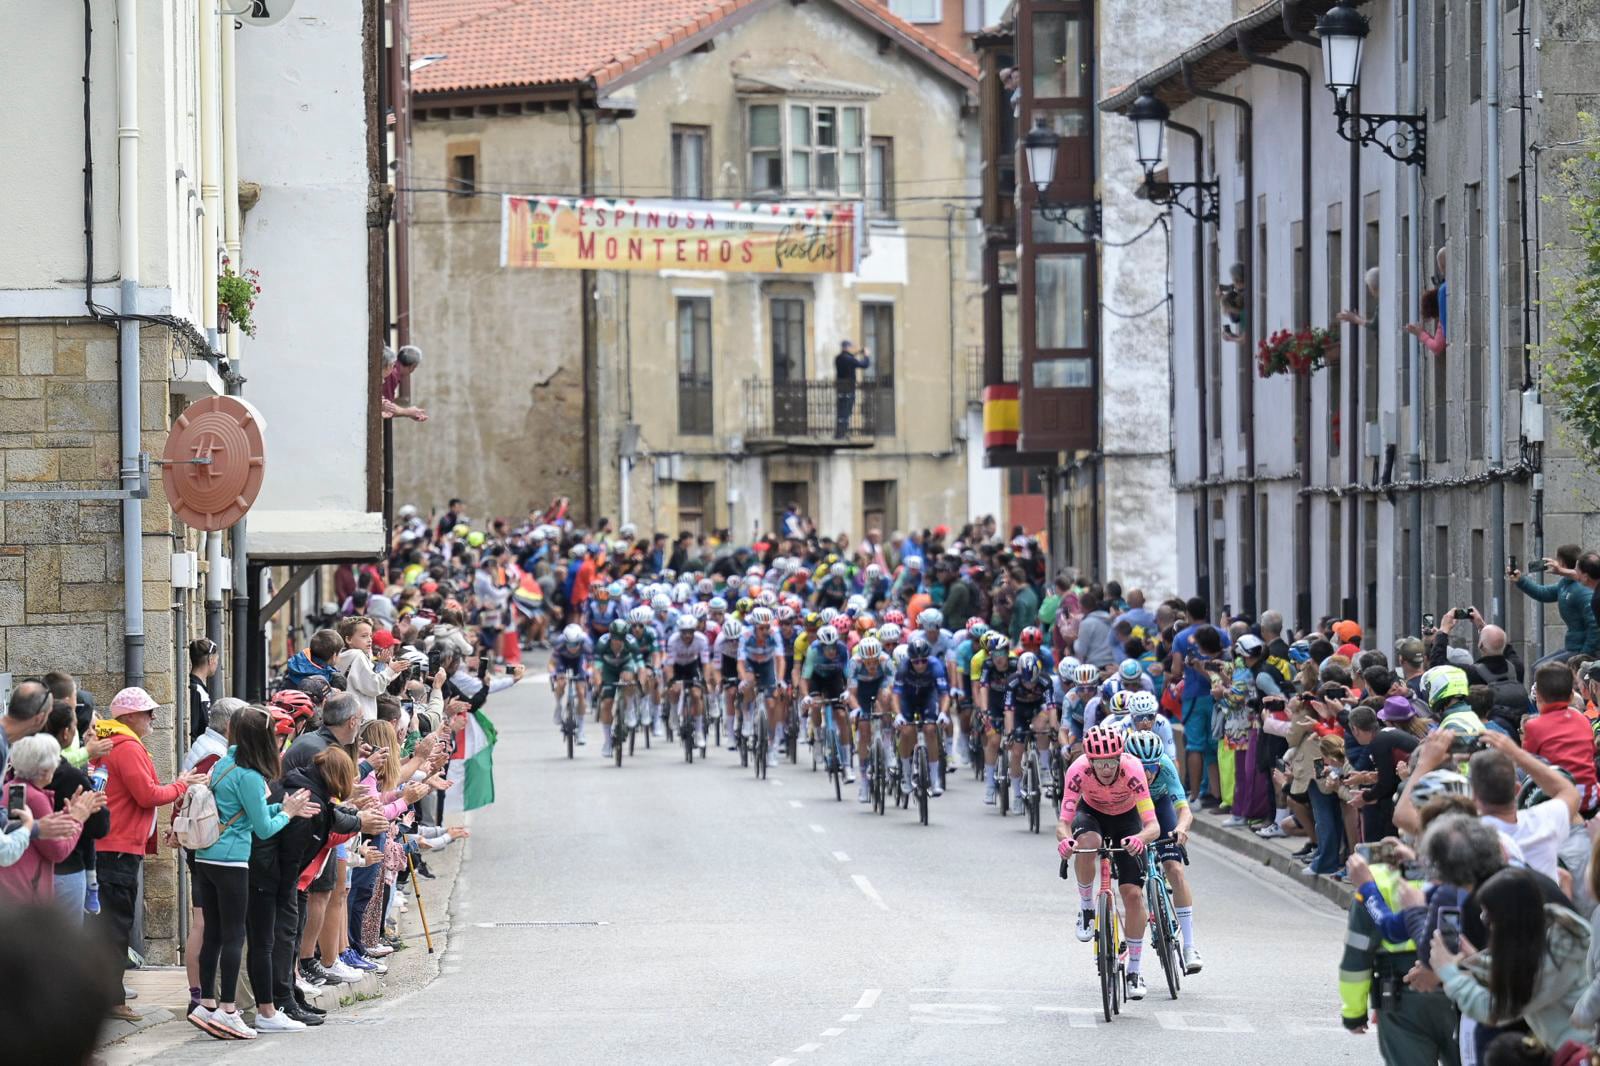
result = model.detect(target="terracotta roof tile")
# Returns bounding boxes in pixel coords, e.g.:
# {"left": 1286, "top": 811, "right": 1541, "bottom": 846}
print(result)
{"left": 412, "top": 0, "right": 976, "bottom": 96}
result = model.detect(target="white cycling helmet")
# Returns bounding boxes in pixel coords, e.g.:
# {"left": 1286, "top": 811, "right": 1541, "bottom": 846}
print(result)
{"left": 855, "top": 638, "right": 882, "bottom": 659}
{"left": 1073, "top": 663, "right": 1100, "bottom": 686}
{"left": 1058, "top": 656, "right": 1082, "bottom": 679}
{"left": 673, "top": 583, "right": 692, "bottom": 604}
{"left": 676, "top": 613, "right": 698, "bottom": 632}
{"left": 1128, "top": 691, "right": 1160, "bottom": 718}
{"left": 878, "top": 622, "right": 902, "bottom": 644}
{"left": 757, "top": 589, "right": 777, "bottom": 607}
{"left": 629, "top": 605, "right": 652, "bottom": 625}
{"left": 1409, "top": 769, "right": 1472, "bottom": 806}
{"left": 562, "top": 624, "right": 585, "bottom": 643}
{"left": 846, "top": 594, "right": 867, "bottom": 613}
{"left": 892, "top": 644, "right": 911, "bottom": 667}
{"left": 691, "top": 602, "right": 709, "bottom": 619}
{"left": 651, "top": 593, "right": 672, "bottom": 612}
{"left": 709, "top": 596, "right": 727, "bottom": 612}
{"left": 720, "top": 618, "right": 744, "bottom": 640}
{"left": 819, "top": 607, "right": 839, "bottom": 625}
{"left": 918, "top": 608, "right": 943, "bottom": 629}
{"left": 816, "top": 626, "right": 839, "bottom": 646}
{"left": 749, "top": 606, "right": 774, "bottom": 626}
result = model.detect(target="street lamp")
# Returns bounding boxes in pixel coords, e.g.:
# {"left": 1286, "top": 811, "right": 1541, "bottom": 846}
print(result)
{"left": 1123, "top": 91, "right": 1219, "bottom": 225}
{"left": 1021, "top": 118, "right": 1099, "bottom": 233}
{"left": 1314, "top": 2, "right": 1426, "bottom": 168}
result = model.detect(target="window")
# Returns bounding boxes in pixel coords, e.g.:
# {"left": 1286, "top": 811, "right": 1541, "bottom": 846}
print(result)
{"left": 1327, "top": 216, "right": 1343, "bottom": 456}
{"left": 676, "top": 297, "right": 713, "bottom": 435}
{"left": 1467, "top": 183, "right": 1484, "bottom": 458}
{"left": 1329, "top": 499, "right": 1343, "bottom": 615}
{"left": 1035, "top": 253, "right": 1088, "bottom": 349}
{"left": 446, "top": 143, "right": 478, "bottom": 197}
{"left": 1471, "top": 528, "right": 1486, "bottom": 614}
{"left": 863, "top": 480, "right": 898, "bottom": 538}
{"left": 1432, "top": 0, "right": 1448, "bottom": 119}
{"left": 1508, "top": 522, "right": 1525, "bottom": 643}
{"left": 1364, "top": 215, "right": 1380, "bottom": 426}
{"left": 1211, "top": 499, "right": 1227, "bottom": 614}
{"left": 1259, "top": 492, "right": 1271, "bottom": 612}
{"left": 890, "top": 0, "right": 940, "bottom": 22}
{"left": 1363, "top": 498, "right": 1378, "bottom": 632}
{"left": 1400, "top": 214, "right": 1411, "bottom": 406}
{"left": 963, "top": 0, "right": 1009, "bottom": 32}
{"left": 861, "top": 302, "right": 895, "bottom": 435}
{"left": 869, "top": 137, "right": 895, "bottom": 218}
{"left": 1506, "top": 176, "right": 1522, "bottom": 390}
{"left": 1031, "top": 358, "right": 1092, "bottom": 388}
{"left": 1031, "top": 12, "right": 1084, "bottom": 98}
{"left": 1208, "top": 236, "right": 1222, "bottom": 436}
{"left": 770, "top": 298, "right": 806, "bottom": 382}
{"left": 1469, "top": 0, "right": 1483, "bottom": 101}
{"left": 746, "top": 102, "right": 866, "bottom": 197}
{"left": 1238, "top": 494, "right": 1255, "bottom": 613}
{"left": 678, "top": 482, "right": 713, "bottom": 537}
{"left": 1434, "top": 526, "right": 1450, "bottom": 614}
{"left": 671, "top": 126, "right": 709, "bottom": 199}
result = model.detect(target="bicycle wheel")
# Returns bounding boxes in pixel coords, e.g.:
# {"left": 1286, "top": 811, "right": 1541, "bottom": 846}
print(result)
{"left": 1097, "top": 892, "right": 1116, "bottom": 1023}
{"left": 872, "top": 747, "right": 886, "bottom": 815}
{"left": 997, "top": 763, "right": 1010, "bottom": 817}
{"left": 755, "top": 715, "right": 768, "bottom": 780}
{"left": 1024, "top": 753, "right": 1041, "bottom": 834}
{"left": 614, "top": 719, "right": 625, "bottom": 768}
{"left": 642, "top": 693, "right": 652, "bottom": 750}
{"left": 1150, "top": 869, "right": 1183, "bottom": 999}
{"left": 914, "top": 746, "right": 929, "bottom": 826}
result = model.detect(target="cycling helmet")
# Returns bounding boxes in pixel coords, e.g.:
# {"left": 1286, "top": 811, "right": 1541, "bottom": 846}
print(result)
{"left": 878, "top": 622, "right": 902, "bottom": 644}
{"left": 562, "top": 624, "right": 585, "bottom": 643}
{"left": 651, "top": 593, "right": 672, "bottom": 612}
{"left": 1518, "top": 763, "right": 1576, "bottom": 810}
{"left": 629, "top": 605, "right": 652, "bottom": 625}
{"left": 802, "top": 611, "right": 820, "bottom": 628}
{"left": 1421, "top": 665, "right": 1471, "bottom": 707}
{"left": 676, "top": 613, "right": 698, "bottom": 632}
{"left": 856, "top": 613, "right": 876, "bottom": 632}
{"left": 966, "top": 616, "right": 987, "bottom": 634}
{"left": 299, "top": 676, "right": 332, "bottom": 705}
{"left": 755, "top": 589, "right": 775, "bottom": 608}
{"left": 1082, "top": 726, "right": 1125, "bottom": 759}
{"left": 1288, "top": 641, "right": 1313, "bottom": 664}
{"left": 1057, "top": 657, "right": 1079, "bottom": 679}
{"left": 907, "top": 635, "right": 933, "bottom": 661}
{"left": 855, "top": 638, "right": 882, "bottom": 660}
{"left": 271, "top": 689, "right": 314, "bottom": 719}
{"left": 401, "top": 649, "right": 430, "bottom": 670}
{"left": 1128, "top": 691, "right": 1161, "bottom": 719}
{"left": 816, "top": 626, "right": 839, "bottom": 646}
{"left": 776, "top": 605, "right": 796, "bottom": 623}
{"left": 830, "top": 615, "right": 851, "bottom": 636}
{"left": 674, "top": 583, "right": 693, "bottom": 604}
{"left": 919, "top": 608, "right": 944, "bottom": 630}
{"left": 608, "top": 619, "right": 630, "bottom": 638}
{"left": 607, "top": 581, "right": 624, "bottom": 598}
{"left": 747, "top": 564, "right": 764, "bottom": 578}
{"left": 982, "top": 630, "right": 1006, "bottom": 653}
{"left": 884, "top": 609, "right": 906, "bottom": 627}
{"left": 1019, "top": 625, "right": 1043, "bottom": 651}
{"left": 1108, "top": 690, "right": 1135, "bottom": 714}
{"left": 865, "top": 563, "right": 882, "bottom": 578}
{"left": 847, "top": 594, "right": 867, "bottom": 614}
{"left": 1408, "top": 769, "right": 1471, "bottom": 807}
{"left": 269, "top": 708, "right": 298, "bottom": 739}
{"left": 819, "top": 608, "right": 839, "bottom": 625}
{"left": 1016, "top": 652, "right": 1041, "bottom": 682}
{"left": 1073, "top": 663, "right": 1100, "bottom": 686}
{"left": 749, "top": 606, "right": 774, "bottom": 626}
{"left": 696, "top": 578, "right": 714, "bottom": 595}
{"left": 690, "top": 602, "right": 709, "bottom": 620}
{"left": 1118, "top": 659, "right": 1143, "bottom": 683}
{"left": 892, "top": 644, "right": 911, "bottom": 667}
{"left": 736, "top": 597, "right": 754, "bottom": 616}
{"left": 709, "top": 596, "right": 728, "bottom": 612}
{"left": 720, "top": 618, "right": 744, "bottom": 641}
{"left": 1124, "top": 730, "right": 1165, "bottom": 766}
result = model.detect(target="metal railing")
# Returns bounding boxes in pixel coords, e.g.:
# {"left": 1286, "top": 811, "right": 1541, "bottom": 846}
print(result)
{"left": 967, "top": 345, "right": 1021, "bottom": 400}
{"left": 741, "top": 379, "right": 891, "bottom": 442}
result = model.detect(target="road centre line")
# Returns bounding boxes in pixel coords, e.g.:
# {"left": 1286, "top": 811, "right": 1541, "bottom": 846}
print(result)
{"left": 820, "top": 1028, "right": 844, "bottom": 1037}
{"left": 831, "top": 851, "right": 850, "bottom": 862}
{"left": 789, "top": 800, "right": 804, "bottom": 808}
{"left": 808, "top": 823, "right": 825, "bottom": 834}
{"left": 854, "top": 989, "right": 882, "bottom": 1009}
{"left": 792, "top": 1043, "right": 822, "bottom": 1053}
{"left": 851, "top": 874, "right": 889, "bottom": 911}
{"left": 838, "top": 1013, "right": 861, "bottom": 1022}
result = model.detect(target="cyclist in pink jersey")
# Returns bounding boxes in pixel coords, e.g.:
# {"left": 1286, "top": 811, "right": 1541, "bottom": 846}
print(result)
{"left": 1055, "top": 726, "right": 1160, "bottom": 1000}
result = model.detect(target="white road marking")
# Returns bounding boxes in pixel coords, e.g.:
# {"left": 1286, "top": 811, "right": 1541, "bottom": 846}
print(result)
{"left": 792, "top": 1043, "right": 822, "bottom": 1053}
{"left": 770, "top": 779, "right": 784, "bottom": 786}
{"left": 854, "top": 989, "right": 882, "bottom": 1009}
{"left": 789, "top": 800, "right": 804, "bottom": 808}
{"left": 851, "top": 874, "right": 889, "bottom": 911}
{"left": 808, "top": 823, "right": 826, "bottom": 834}
{"left": 831, "top": 851, "right": 850, "bottom": 862}
{"left": 1034, "top": 1006, "right": 1097, "bottom": 1028}
{"left": 910, "top": 1003, "right": 1006, "bottom": 1025}
{"left": 909, "top": 988, "right": 1064, "bottom": 995}
{"left": 838, "top": 1013, "right": 861, "bottom": 1022}
{"left": 820, "top": 1028, "right": 844, "bottom": 1037}
{"left": 1153, "top": 1012, "right": 1255, "bottom": 1033}
{"left": 769, "top": 1059, "right": 796, "bottom": 1066}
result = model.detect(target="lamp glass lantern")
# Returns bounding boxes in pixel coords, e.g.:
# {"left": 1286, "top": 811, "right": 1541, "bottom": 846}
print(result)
{"left": 1022, "top": 119, "right": 1060, "bottom": 195}
{"left": 1315, "top": 2, "right": 1369, "bottom": 103}
{"left": 1127, "top": 92, "right": 1170, "bottom": 176}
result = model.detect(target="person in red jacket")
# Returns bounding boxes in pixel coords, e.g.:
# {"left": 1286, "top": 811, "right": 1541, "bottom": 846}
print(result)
{"left": 89, "top": 687, "right": 207, "bottom": 1021}
{"left": 1522, "top": 661, "right": 1600, "bottom": 813}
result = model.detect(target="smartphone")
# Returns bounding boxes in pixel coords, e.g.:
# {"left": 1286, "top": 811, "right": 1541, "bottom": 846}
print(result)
{"left": 1320, "top": 683, "right": 1349, "bottom": 701}
{"left": 1453, "top": 607, "right": 1472, "bottom": 620}
{"left": 6, "top": 782, "right": 25, "bottom": 818}
{"left": 1507, "top": 556, "right": 1519, "bottom": 575}
{"left": 1528, "top": 559, "right": 1547, "bottom": 573}
{"left": 1448, "top": 732, "right": 1488, "bottom": 755}
{"left": 1422, "top": 612, "right": 1435, "bottom": 630}
{"left": 1437, "top": 907, "right": 1462, "bottom": 953}
{"left": 1355, "top": 842, "right": 1398, "bottom": 865}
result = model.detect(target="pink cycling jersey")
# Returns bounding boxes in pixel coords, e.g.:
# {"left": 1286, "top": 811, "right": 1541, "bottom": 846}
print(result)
{"left": 1058, "top": 753, "right": 1156, "bottom": 825}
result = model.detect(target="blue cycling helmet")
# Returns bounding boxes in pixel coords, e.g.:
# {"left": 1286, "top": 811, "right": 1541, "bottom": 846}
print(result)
{"left": 1016, "top": 652, "right": 1041, "bottom": 682}
{"left": 1118, "top": 659, "right": 1142, "bottom": 682}
{"left": 1124, "top": 730, "right": 1165, "bottom": 766}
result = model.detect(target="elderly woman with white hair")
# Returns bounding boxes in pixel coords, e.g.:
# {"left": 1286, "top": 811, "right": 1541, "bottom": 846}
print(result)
{"left": 0, "top": 735, "right": 102, "bottom": 903}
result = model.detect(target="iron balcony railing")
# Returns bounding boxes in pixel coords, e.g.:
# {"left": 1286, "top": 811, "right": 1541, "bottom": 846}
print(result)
{"left": 741, "top": 378, "right": 892, "bottom": 444}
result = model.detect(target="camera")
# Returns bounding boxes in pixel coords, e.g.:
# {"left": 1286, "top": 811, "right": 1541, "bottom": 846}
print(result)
{"left": 1448, "top": 733, "right": 1488, "bottom": 755}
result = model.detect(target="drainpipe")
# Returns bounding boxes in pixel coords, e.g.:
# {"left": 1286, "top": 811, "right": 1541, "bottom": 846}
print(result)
{"left": 1485, "top": 0, "right": 1507, "bottom": 623}
{"left": 199, "top": 1, "right": 220, "bottom": 352}
{"left": 578, "top": 101, "right": 596, "bottom": 524}
{"left": 1182, "top": 61, "right": 1255, "bottom": 617}
{"left": 221, "top": 11, "right": 251, "bottom": 696}
{"left": 1165, "top": 118, "right": 1210, "bottom": 604}
{"left": 1243, "top": 23, "right": 1313, "bottom": 633}
{"left": 1403, "top": 0, "right": 1424, "bottom": 636}
{"left": 116, "top": 0, "right": 145, "bottom": 688}
{"left": 205, "top": 532, "right": 224, "bottom": 696}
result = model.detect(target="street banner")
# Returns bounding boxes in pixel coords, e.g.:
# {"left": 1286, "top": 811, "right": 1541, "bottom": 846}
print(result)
{"left": 500, "top": 194, "right": 863, "bottom": 274}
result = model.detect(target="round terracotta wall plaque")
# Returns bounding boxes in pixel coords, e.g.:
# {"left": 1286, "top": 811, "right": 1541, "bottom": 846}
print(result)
{"left": 162, "top": 396, "right": 267, "bottom": 531}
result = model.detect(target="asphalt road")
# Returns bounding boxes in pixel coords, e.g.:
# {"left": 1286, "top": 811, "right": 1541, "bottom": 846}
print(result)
{"left": 105, "top": 670, "right": 1375, "bottom": 1065}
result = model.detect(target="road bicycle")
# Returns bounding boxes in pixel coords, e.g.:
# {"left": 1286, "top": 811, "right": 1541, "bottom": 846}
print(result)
{"left": 611, "top": 681, "right": 644, "bottom": 768}
{"left": 904, "top": 723, "right": 933, "bottom": 826}
{"left": 1018, "top": 729, "right": 1044, "bottom": 834}
{"left": 751, "top": 687, "right": 771, "bottom": 781}
{"left": 817, "top": 696, "right": 850, "bottom": 802}
{"left": 1145, "top": 838, "right": 1185, "bottom": 1001}
{"left": 676, "top": 680, "right": 705, "bottom": 764}
{"left": 783, "top": 693, "right": 801, "bottom": 764}
{"left": 557, "top": 678, "right": 584, "bottom": 760}
{"left": 1063, "top": 843, "right": 1132, "bottom": 1023}
{"left": 995, "top": 731, "right": 1012, "bottom": 817}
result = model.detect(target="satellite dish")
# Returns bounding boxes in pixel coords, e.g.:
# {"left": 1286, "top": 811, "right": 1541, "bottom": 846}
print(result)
{"left": 232, "top": 0, "right": 297, "bottom": 27}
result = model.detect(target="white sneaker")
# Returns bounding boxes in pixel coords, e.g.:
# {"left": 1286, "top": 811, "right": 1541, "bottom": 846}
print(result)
{"left": 293, "top": 975, "right": 320, "bottom": 998}
{"left": 1183, "top": 945, "right": 1204, "bottom": 974}
{"left": 857, "top": 778, "right": 871, "bottom": 803}
{"left": 844, "top": 766, "right": 856, "bottom": 783}
{"left": 601, "top": 743, "right": 613, "bottom": 758}
{"left": 1074, "top": 909, "right": 1095, "bottom": 943}
{"left": 325, "top": 961, "right": 364, "bottom": 984}
{"left": 1222, "top": 815, "right": 1247, "bottom": 828}
{"left": 1126, "top": 973, "right": 1147, "bottom": 1001}
{"left": 1255, "top": 823, "right": 1287, "bottom": 839}
{"left": 255, "top": 1011, "right": 307, "bottom": 1032}
{"left": 983, "top": 781, "right": 997, "bottom": 805}
{"left": 652, "top": 720, "right": 664, "bottom": 738}
{"left": 360, "top": 956, "right": 389, "bottom": 976}
{"left": 210, "top": 1008, "right": 258, "bottom": 1040}
{"left": 365, "top": 943, "right": 394, "bottom": 958}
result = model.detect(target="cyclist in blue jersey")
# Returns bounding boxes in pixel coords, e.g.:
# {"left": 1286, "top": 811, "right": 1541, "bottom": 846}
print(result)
{"left": 1059, "top": 662, "right": 1101, "bottom": 758}
{"left": 583, "top": 582, "right": 624, "bottom": 642}
{"left": 713, "top": 617, "right": 744, "bottom": 749}
{"left": 1124, "top": 728, "right": 1202, "bottom": 974}
{"left": 1127, "top": 689, "right": 1177, "bottom": 758}
{"left": 550, "top": 623, "right": 593, "bottom": 743}
{"left": 1001, "top": 652, "right": 1057, "bottom": 809}
{"left": 801, "top": 624, "right": 854, "bottom": 784}
{"left": 738, "top": 606, "right": 788, "bottom": 767}
{"left": 894, "top": 635, "right": 949, "bottom": 796}
{"left": 849, "top": 637, "right": 894, "bottom": 802}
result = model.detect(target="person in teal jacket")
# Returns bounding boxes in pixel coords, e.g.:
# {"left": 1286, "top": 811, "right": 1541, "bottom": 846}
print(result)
{"left": 1512, "top": 546, "right": 1599, "bottom": 664}
{"left": 191, "top": 708, "right": 318, "bottom": 1039}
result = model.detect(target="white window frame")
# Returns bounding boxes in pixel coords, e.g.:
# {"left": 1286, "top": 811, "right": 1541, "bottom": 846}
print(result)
{"left": 745, "top": 99, "right": 868, "bottom": 199}
{"left": 890, "top": 0, "right": 942, "bottom": 24}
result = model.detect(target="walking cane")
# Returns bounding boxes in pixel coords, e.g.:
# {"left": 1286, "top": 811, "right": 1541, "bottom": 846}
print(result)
{"left": 405, "top": 850, "right": 436, "bottom": 954}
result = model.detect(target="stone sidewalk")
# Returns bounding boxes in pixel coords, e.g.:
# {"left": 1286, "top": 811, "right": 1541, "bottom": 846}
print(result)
{"left": 1187, "top": 805, "right": 1356, "bottom": 909}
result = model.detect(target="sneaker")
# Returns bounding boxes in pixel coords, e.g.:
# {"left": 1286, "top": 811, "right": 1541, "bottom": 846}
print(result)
{"left": 340, "top": 948, "right": 377, "bottom": 972}
{"left": 844, "top": 766, "right": 856, "bottom": 784}
{"left": 292, "top": 992, "right": 326, "bottom": 1016}
{"left": 930, "top": 780, "right": 944, "bottom": 798}
{"left": 283, "top": 1004, "right": 324, "bottom": 1027}
{"left": 1222, "top": 815, "right": 1247, "bottom": 828}
{"left": 1183, "top": 945, "right": 1204, "bottom": 974}
{"left": 293, "top": 974, "right": 321, "bottom": 998}
{"left": 1292, "top": 842, "right": 1317, "bottom": 858}
{"left": 365, "top": 943, "right": 394, "bottom": 958}
{"left": 601, "top": 742, "right": 613, "bottom": 758}
{"left": 187, "top": 1004, "right": 221, "bottom": 1036}
{"left": 652, "top": 720, "right": 664, "bottom": 738}
{"left": 85, "top": 883, "right": 101, "bottom": 914}
{"left": 210, "top": 1008, "right": 257, "bottom": 1040}
{"left": 324, "top": 960, "right": 364, "bottom": 984}
{"left": 983, "top": 781, "right": 997, "bottom": 805}
{"left": 1255, "top": 823, "right": 1287, "bottom": 839}
{"left": 255, "top": 1011, "right": 307, "bottom": 1033}
{"left": 299, "top": 959, "right": 331, "bottom": 987}
{"left": 857, "top": 778, "right": 871, "bottom": 803}
{"left": 1074, "top": 909, "right": 1095, "bottom": 943}
{"left": 1299, "top": 865, "right": 1323, "bottom": 877}
{"left": 360, "top": 956, "right": 389, "bottom": 976}
{"left": 124, "top": 984, "right": 139, "bottom": 1001}
{"left": 1126, "top": 973, "right": 1147, "bottom": 1000}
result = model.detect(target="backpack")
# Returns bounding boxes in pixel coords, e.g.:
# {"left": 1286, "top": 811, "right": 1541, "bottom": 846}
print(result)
{"left": 1476, "top": 659, "right": 1531, "bottom": 737}
{"left": 173, "top": 765, "right": 243, "bottom": 851}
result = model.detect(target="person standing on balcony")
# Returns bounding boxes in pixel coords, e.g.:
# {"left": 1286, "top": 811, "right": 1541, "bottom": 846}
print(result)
{"left": 833, "top": 339, "right": 870, "bottom": 437}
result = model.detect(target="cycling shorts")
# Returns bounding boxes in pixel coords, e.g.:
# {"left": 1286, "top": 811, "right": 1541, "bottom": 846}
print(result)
{"left": 854, "top": 679, "right": 884, "bottom": 714}
{"left": 720, "top": 655, "right": 739, "bottom": 685}
{"left": 1009, "top": 699, "right": 1046, "bottom": 729}
{"left": 553, "top": 658, "right": 587, "bottom": 678}
{"left": 745, "top": 658, "right": 777, "bottom": 690}
{"left": 900, "top": 693, "right": 940, "bottom": 726}
{"left": 671, "top": 661, "right": 703, "bottom": 685}
{"left": 1069, "top": 802, "right": 1147, "bottom": 886}
{"left": 1151, "top": 793, "right": 1189, "bottom": 866}
{"left": 810, "top": 672, "right": 847, "bottom": 700}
